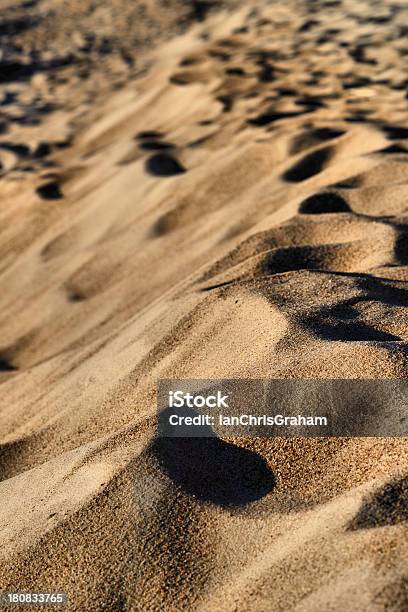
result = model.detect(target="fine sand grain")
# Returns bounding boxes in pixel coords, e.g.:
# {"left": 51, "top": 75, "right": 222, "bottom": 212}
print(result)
{"left": 1, "top": 0, "right": 408, "bottom": 610}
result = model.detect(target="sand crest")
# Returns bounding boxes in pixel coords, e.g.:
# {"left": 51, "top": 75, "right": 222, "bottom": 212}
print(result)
{"left": 1, "top": 0, "right": 408, "bottom": 609}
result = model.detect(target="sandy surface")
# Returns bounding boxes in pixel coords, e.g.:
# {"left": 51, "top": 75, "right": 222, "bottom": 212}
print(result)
{"left": 1, "top": 0, "right": 408, "bottom": 609}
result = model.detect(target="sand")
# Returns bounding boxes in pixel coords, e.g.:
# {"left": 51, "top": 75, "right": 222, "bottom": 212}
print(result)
{"left": 1, "top": 0, "right": 408, "bottom": 609}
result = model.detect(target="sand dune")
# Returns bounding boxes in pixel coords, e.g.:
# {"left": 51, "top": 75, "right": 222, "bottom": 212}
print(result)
{"left": 1, "top": 0, "right": 408, "bottom": 609}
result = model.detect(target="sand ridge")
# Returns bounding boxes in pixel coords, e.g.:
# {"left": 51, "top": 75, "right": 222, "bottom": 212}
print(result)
{"left": 1, "top": 0, "right": 408, "bottom": 609}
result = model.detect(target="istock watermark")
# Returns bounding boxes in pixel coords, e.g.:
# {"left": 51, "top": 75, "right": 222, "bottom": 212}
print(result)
{"left": 169, "top": 390, "right": 229, "bottom": 409}
{"left": 157, "top": 379, "right": 408, "bottom": 437}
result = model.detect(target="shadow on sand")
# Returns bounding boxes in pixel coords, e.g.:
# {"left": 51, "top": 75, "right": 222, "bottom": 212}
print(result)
{"left": 152, "top": 407, "right": 275, "bottom": 507}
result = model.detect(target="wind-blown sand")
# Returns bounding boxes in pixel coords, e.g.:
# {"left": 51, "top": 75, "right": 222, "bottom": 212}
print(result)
{"left": 1, "top": 0, "right": 408, "bottom": 609}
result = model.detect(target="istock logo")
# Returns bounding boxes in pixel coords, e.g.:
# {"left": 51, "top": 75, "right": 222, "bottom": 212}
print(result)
{"left": 168, "top": 390, "right": 229, "bottom": 409}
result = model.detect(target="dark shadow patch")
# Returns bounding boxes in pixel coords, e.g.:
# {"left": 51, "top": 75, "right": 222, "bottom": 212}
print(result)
{"left": 217, "top": 38, "right": 243, "bottom": 49}
{"left": 345, "top": 113, "right": 370, "bottom": 124}
{"left": 299, "top": 192, "right": 351, "bottom": 214}
{"left": 377, "top": 144, "right": 408, "bottom": 155}
{"left": 200, "top": 280, "right": 235, "bottom": 292}
{"left": 349, "top": 45, "right": 376, "bottom": 65}
{"left": 277, "top": 87, "right": 297, "bottom": 96}
{"left": 145, "top": 154, "right": 186, "bottom": 177}
{"left": 290, "top": 127, "right": 344, "bottom": 155}
{"left": 331, "top": 175, "right": 362, "bottom": 189}
{"left": 153, "top": 409, "right": 275, "bottom": 507}
{"left": 0, "top": 15, "right": 40, "bottom": 37}
{"left": 190, "top": 0, "right": 217, "bottom": 21}
{"left": 393, "top": 226, "right": 408, "bottom": 265}
{"left": 179, "top": 56, "right": 200, "bottom": 67}
{"left": 0, "top": 142, "right": 30, "bottom": 157}
{"left": 382, "top": 125, "right": 408, "bottom": 140}
{"left": 348, "top": 476, "right": 408, "bottom": 530}
{"left": 207, "top": 49, "right": 230, "bottom": 61}
{"left": 232, "top": 25, "right": 248, "bottom": 34}
{"left": 283, "top": 146, "right": 332, "bottom": 182}
{"left": 151, "top": 211, "right": 176, "bottom": 237}
{"left": 295, "top": 96, "right": 326, "bottom": 109}
{"left": 258, "top": 64, "right": 274, "bottom": 83}
{"left": 33, "top": 142, "right": 52, "bottom": 158}
{"left": 301, "top": 276, "right": 408, "bottom": 342}
{"left": 0, "top": 357, "right": 16, "bottom": 372}
{"left": 0, "top": 54, "right": 75, "bottom": 85}
{"left": 217, "top": 95, "right": 233, "bottom": 112}
{"left": 66, "top": 288, "right": 86, "bottom": 303}
{"left": 321, "top": 1, "right": 342, "bottom": 8}
{"left": 302, "top": 77, "right": 319, "bottom": 87}
{"left": 261, "top": 245, "right": 325, "bottom": 276}
{"left": 298, "top": 19, "right": 320, "bottom": 32}
{"left": 248, "top": 110, "right": 303, "bottom": 127}
{"left": 225, "top": 67, "right": 246, "bottom": 76}
{"left": 0, "top": 438, "right": 28, "bottom": 481}
{"left": 14, "top": 114, "right": 40, "bottom": 127}
{"left": 36, "top": 181, "right": 63, "bottom": 200}
{"left": 136, "top": 130, "right": 164, "bottom": 140}
{"left": 305, "top": 320, "right": 400, "bottom": 342}
{"left": 343, "top": 77, "right": 372, "bottom": 90}
{"left": 392, "top": 80, "right": 408, "bottom": 92}
{"left": 366, "top": 14, "right": 391, "bottom": 24}
{"left": 55, "top": 138, "right": 72, "bottom": 150}
{"left": 138, "top": 141, "right": 174, "bottom": 151}
{"left": 169, "top": 73, "right": 198, "bottom": 86}
{"left": 0, "top": 61, "right": 33, "bottom": 84}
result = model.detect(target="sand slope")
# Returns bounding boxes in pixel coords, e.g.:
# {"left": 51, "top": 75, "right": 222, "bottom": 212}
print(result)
{"left": 1, "top": 0, "right": 408, "bottom": 609}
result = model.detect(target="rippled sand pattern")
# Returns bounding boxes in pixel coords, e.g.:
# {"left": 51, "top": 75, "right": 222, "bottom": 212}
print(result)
{"left": 1, "top": 0, "right": 408, "bottom": 610}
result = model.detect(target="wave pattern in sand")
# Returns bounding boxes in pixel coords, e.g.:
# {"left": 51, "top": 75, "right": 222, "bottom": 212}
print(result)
{"left": 1, "top": 0, "right": 408, "bottom": 610}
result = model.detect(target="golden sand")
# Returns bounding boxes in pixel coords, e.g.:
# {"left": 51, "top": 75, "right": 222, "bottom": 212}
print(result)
{"left": 1, "top": 0, "right": 408, "bottom": 609}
